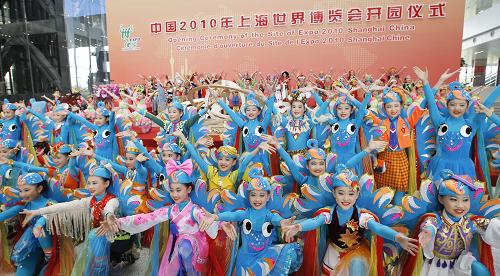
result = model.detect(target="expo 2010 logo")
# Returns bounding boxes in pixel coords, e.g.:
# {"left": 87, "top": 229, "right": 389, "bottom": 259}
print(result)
{"left": 120, "top": 25, "right": 141, "bottom": 51}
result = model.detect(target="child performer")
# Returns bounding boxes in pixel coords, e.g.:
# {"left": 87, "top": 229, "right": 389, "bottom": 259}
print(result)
{"left": 410, "top": 170, "right": 500, "bottom": 275}
{"left": 370, "top": 86, "right": 425, "bottom": 204}
{"left": 282, "top": 166, "right": 419, "bottom": 276}
{"left": 20, "top": 166, "right": 120, "bottom": 276}
{"left": 199, "top": 168, "right": 302, "bottom": 276}
{"left": 2, "top": 143, "right": 82, "bottom": 190}
{"left": 0, "top": 173, "right": 74, "bottom": 275}
{"left": 217, "top": 93, "right": 275, "bottom": 174}
{"left": 414, "top": 67, "right": 500, "bottom": 181}
{"left": 96, "top": 159, "right": 217, "bottom": 275}
{"left": 1, "top": 100, "right": 23, "bottom": 143}
{"left": 66, "top": 102, "right": 119, "bottom": 160}
{"left": 173, "top": 129, "right": 273, "bottom": 193}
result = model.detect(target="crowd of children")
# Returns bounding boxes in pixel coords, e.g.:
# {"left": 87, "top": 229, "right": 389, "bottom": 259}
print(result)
{"left": 0, "top": 67, "right": 499, "bottom": 276}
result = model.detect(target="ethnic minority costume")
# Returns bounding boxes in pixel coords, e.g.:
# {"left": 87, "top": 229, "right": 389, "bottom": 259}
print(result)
{"left": 370, "top": 87, "right": 425, "bottom": 203}
{"left": 274, "top": 92, "right": 317, "bottom": 157}
{"left": 139, "top": 99, "right": 205, "bottom": 154}
{"left": 295, "top": 165, "right": 406, "bottom": 275}
{"left": 402, "top": 170, "right": 500, "bottom": 276}
{"left": 30, "top": 166, "right": 120, "bottom": 276}
{"left": 0, "top": 173, "right": 74, "bottom": 276}
{"left": 9, "top": 143, "right": 83, "bottom": 190}
{"left": 117, "top": 160, "right": 214, "bottom": 275}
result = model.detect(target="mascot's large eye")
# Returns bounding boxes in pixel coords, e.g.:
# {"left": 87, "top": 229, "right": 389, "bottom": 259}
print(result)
{"left": 5, "top": 169, "right": 13, "bottom": 179}
{"left": 460, "top": 125, "right": 472, "bottom": 137}
{"left": 158, "top": 173, "right": 166, "bottom": 182}
{"left": 242, "top": 219, "right": 252, "bottom": 234}
{"left": 102, "top": 130, "right": 111, "bottom": 138}
{"left": 261, "top": 222, "right": 273, "bottom": 237}
{"left": 0, "top": 123, "right": 3, "bottom": 129}
{"left": 255, "top": 126, "right": 264, "bottom": 136}
{"left": 242, "top": 127, "right": 249, "bottom": 137}
{"left": 346, "top": 124, "right": 356, "bottom": 135}
{"left": 437, "top": 124, "right": 448, "bottom": 136}
{"left": 332, "top": 123, "right": 340, "bottom": 133}
{"left": 8, "top": 124, "right": 17, "bottom": 131}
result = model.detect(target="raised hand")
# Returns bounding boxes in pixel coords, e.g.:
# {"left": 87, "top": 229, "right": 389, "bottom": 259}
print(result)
{"left": 281, "top": 224, "right": 301, "bottom": 243}
{"left": 395, "top": 234, "right": 419, "bottom": 256}
{"left": 220, "top": 222, "right": 237, "bottom": 241}
{"left": 136, "top": 153, "right": 148, "bottom": 163}
{"left": 258, "top": 142, "right": 276, "bottom": 155}
{"left": 366, "top": 139, "right": 388, "bottom": 153}
{"left": 261, "top": 134, "right": 280, "bottom": 148}
{"left": 33, "top": 226, "right": 46, "bottom": 238}
{"left": 413, "top": 66, "right": 429, "bottom": 84}
{"left": 199, "top": 208, "right": 218, "bottom": 232}
{"left": 19, "top": 209, "right": 37, "bottom": 227}
{"left": 418, "top": 228, "right": 434, "bottom": 247}
{"left": 438, "top": 68, "right": 460, "bottom": 83}
{"left": 195, "top": 136, "right": 214, "bottom": 148}
{"left": 474, "top": 102, "right": 493, "bottom": 117}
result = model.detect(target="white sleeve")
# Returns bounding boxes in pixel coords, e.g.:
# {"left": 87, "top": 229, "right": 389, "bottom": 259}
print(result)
{"left": 481, "top": 218, "right": 500, "bottom": 248}
{"left": 103, "top": 198, "right": 119, "bottom": 218}
{"left": 358, "top": 212, "right": 375, "bottom": 229}
{"left": 420, "top": 219, "right": 438, "bottom": 259}
{"left": 38, "top": 197, "right": 90, "bottom": 215}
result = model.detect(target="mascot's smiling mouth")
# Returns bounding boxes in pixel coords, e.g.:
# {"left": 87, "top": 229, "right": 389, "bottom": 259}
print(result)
{"left": 336, "top": 136, "right": 351, "bottom": 147}
{"left": 249, "top": 240, "right": 268, "bottom": 251}
{"left": 445, "top": 140, "right": 463, "bottom": 152}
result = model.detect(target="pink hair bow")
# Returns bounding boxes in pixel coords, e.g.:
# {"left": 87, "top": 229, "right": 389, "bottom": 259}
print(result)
{"left": 166, "top": 159, "right": 193, "bottom": 177}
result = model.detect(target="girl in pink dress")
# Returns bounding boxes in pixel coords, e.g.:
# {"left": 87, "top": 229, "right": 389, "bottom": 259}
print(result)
{"left": 97, "top": 159, "right": 218, "bottom": 275}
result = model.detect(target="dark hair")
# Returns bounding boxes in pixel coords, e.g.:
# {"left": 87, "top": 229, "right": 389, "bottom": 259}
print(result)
{"left": 95, "top": 176, "right": 113, "bottom": 191}
{"left": 36, "top": 179, "right": 49, "bottom": 195}
{"left": 34, "top": 142, "right": 50, "bottom": 155}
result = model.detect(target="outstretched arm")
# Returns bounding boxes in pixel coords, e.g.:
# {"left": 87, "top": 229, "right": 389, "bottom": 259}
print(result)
{"left": 132, "top": 137, "right": 164, "bottom": 174}
{"left": 262, "top": 96, "right": 276, "bottom": 128}
{"left": 12, "top": 161, "right": 49, "bottom": 174}
{"left": 68, "top": 112, "right": 98, "bottom": 131}
{"left": 94, "top": 154, "right": 128, "bottom": 175}
{"left": 267, "top": 136, "right": 306, "bottom": 184}
{"left": 217, "top": 99, "right": 245, "bottom": 127}
{"left": 0, "top": 205, "right": 24, "bottom": 222}
{"left": 117, "top": 206, "right": 171, "bottom": 234}
{"left": 354, "top": 91, "right": 372, "bottom": 128}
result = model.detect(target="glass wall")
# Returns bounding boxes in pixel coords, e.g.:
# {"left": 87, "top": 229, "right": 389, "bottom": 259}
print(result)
{"left": 0, "top": 0, "right": 109, "bottom": 100}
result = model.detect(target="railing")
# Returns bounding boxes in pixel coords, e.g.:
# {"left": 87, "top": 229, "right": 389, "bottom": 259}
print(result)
{"left": 484, "top": 72, "right": 498, "bottom": 86}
